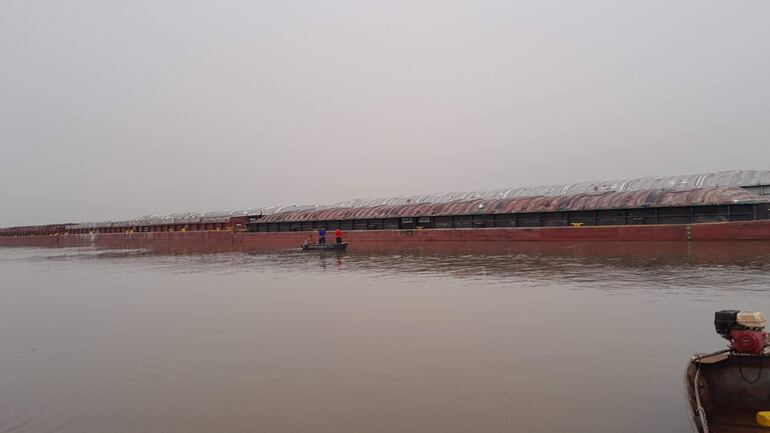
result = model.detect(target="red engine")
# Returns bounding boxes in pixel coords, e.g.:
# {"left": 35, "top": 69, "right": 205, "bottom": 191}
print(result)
{"left": 715, "top": 310, "right": 768, "bottom": 354}
{"left": 728, "top": 330, "right": 767, "bottom": 355}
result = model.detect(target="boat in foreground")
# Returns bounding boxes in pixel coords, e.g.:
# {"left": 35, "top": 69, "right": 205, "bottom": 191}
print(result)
{"left": 301, "top": 242, "right": 348, "bottom": 251}
{"left": 685, "top": 310, "right": 770, "bottom": 433}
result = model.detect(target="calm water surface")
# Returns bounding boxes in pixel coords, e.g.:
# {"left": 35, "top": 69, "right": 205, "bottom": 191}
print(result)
{"left": 1, "top": 242, "right": 770, "bottom": 433}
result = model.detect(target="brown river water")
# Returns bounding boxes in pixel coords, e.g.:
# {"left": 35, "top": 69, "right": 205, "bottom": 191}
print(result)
{"left": 1, "top": 242, "right": 770, "bottom": 433}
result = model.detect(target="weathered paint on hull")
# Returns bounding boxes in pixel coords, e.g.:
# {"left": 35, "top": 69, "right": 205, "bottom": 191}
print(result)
{"left": 1, "top": 220, "right": 769, "bottom": 253}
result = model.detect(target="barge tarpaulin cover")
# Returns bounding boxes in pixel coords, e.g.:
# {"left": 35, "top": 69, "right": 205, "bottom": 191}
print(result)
{"left": 60, "top": 169, "right": 770, "bottom": 228}
{"left": 255, "top": 187, "right": 768, "bottom": 224}
{"left": 181, "top": 169, "right": 770, "bottom": 226}
{"left": 3, "top": 170, "right": 770, "bottom": 233}
{"left": 71, "top": 169, "right": 770, "bottom": 227}
{"left": 323, "top": 169, "right": 770, "bottom": 209}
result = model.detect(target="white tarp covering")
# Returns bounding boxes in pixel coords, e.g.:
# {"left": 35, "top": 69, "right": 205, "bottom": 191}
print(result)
{"left": 324, "top": 169, "right": 770, "bottom": 208}
{"left": 81, "top": 170, "right": 770, "bottom": 227}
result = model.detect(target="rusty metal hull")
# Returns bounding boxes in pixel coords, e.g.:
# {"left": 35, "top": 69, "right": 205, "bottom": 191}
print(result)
{"left": 0, "top": 220, "right": 769, "bottom": 253}
{"left": 685, "top": 351, "right": 770, "bottom": 433}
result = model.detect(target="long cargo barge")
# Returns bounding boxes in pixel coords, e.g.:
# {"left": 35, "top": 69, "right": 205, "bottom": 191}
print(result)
{"left": 1, "top": 220, "right": 770, "bottom": 254}
{"left": 2, "top": 171, "right": 770, "bottom": 253}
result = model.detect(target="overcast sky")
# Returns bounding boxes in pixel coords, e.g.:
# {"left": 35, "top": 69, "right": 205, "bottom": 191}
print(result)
{"left": 1, "top": 0, "right": 769, "bottom": 226}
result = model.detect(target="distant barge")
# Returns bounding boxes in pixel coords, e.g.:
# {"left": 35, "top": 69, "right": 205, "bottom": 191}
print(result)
{"left": 2, "top": 171, "right": 770, "bottom": 252}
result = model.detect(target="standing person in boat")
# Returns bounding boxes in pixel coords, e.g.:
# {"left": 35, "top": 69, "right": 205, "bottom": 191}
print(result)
{"left": 318, "top": 226, "right": 326, "bottom": 244}
{"left": 335, "top": 227, "right": 343, "bottom": 244}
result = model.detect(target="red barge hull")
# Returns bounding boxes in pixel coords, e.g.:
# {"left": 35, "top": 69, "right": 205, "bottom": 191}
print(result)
{"left": 1, "top": 220, "right": 769, "bottom": 254}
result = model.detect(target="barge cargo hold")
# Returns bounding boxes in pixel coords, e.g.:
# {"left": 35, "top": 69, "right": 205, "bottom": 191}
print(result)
{"left": 1, "top": 171, "right": 770, "bottom": 253}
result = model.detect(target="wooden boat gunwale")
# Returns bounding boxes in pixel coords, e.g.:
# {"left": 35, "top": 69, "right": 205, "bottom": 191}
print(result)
{"left": 685, "top": 349, "right": 770, "bottom": 433}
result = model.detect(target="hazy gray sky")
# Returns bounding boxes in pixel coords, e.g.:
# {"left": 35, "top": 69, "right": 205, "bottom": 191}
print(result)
{"left": 1, "top": 0, "right": 769, "bottom": 226}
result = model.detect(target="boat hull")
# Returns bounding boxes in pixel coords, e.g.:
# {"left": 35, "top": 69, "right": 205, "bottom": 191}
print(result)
{"left": 1, "top": 220, "right": 770, "bottom": 253}
{"left": 302, "top": 242, "right": 348, "bottom": 251}
{"left": 685, "top": 351, "right": 770, "bottom": 433}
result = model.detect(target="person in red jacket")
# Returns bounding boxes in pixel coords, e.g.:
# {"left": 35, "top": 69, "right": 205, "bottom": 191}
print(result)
{"left": 335, "top": 227, "right": 343, "bottom": 244}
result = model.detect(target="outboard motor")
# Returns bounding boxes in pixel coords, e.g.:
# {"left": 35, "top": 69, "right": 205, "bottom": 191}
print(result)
{"left": 714, "top": 310, "right": 769, "bottom": 354}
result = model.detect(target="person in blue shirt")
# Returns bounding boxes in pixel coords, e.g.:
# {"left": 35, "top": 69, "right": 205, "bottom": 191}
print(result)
{"left": 318, "top": 227, "right": 327, "bottom": 244}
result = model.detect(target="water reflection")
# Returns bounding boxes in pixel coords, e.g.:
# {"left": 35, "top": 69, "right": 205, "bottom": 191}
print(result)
{"left": 5, "top": 242, "right": 770, "bottom": 297}
{"left": 6, "top": 242, "right": 770, "bottom": 293}
{"left": 244, "top": 241, "right": 770, "bottom": 294}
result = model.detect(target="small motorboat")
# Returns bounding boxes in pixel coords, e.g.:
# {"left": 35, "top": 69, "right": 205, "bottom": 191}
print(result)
{"left": 685, "top": 310, "right": 770, "bottom": 433}
{"left": 301, "top": 242, "right": 348, "bottom": 251}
